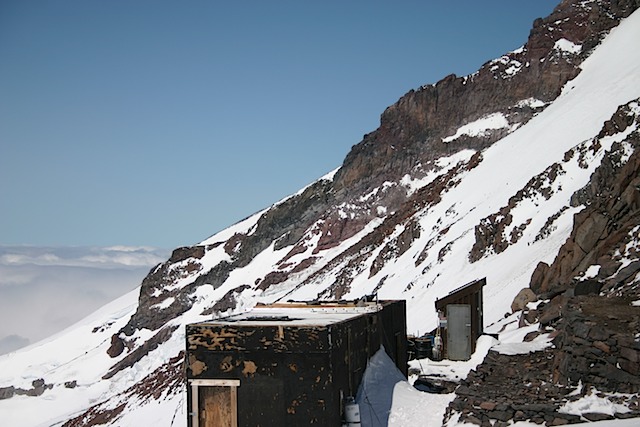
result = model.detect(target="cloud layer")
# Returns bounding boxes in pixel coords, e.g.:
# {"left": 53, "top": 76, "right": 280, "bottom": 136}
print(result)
{"left": 0, "top": 245, "right": 168, "bottom": 355}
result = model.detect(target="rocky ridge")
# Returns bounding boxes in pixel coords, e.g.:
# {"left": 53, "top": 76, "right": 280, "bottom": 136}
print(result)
{"left": 531, "top": 100, "right": 640, "bottom": 298}
{"left": 114, "top": 0, "right": 639, "bottom": 347}
{"left": 444, "top": 97, "right": 640, "bottom": 426}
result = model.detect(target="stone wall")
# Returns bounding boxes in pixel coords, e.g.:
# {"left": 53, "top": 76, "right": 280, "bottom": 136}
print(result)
{"left": 445, "top": 294, "right": 640, "bottom": 426}
{"left": 448, "top": 349, "right": 583, "bottom": 426}
{"left": 549, "top": 295, "right": 640, "bottom": 393}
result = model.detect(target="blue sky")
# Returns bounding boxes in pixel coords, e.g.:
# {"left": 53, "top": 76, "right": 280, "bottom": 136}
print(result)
{"left": 1, "top": 1, "right": 558, "bottom": 249}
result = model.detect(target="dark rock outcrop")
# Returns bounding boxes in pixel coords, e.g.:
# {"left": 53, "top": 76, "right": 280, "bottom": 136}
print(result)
{"left": 335, "top": 0, "right": 639, "bottom": 197}
{"left": 551, "top": 295, "right": 640, "bottom": 392}
{"left": 106, "top": 333, "right": 125, "bottom": 358}
{"left": 447, "top": 349, "right": 580, "bottom": 426}
{"left": 447, "top": 293, "right": 640, "bottom": 426}
{"left": 0, "top": 379, "right": 54, "bottom": 400}
{"left": 103, "top": 325, "right": 178, "bottom": 380}
{"left": 530, "top": 99, "right": 640, "bottom": 296}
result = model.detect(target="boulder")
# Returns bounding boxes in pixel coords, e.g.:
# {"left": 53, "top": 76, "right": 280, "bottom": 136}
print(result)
{"left": 511, "top": 288, "right": 537, "bottom": 312}
{"left": 574, "top": 279, "right": 603, "bottom": 296}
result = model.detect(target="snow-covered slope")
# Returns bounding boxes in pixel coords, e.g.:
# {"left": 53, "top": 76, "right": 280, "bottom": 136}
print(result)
{"left": 1, "top": 2, "right": 640, "bottom": 426}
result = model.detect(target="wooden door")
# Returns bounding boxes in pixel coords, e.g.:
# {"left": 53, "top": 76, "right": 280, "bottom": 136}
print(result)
{"left": 199, "top": 386, "right": 237, "bottom": 427}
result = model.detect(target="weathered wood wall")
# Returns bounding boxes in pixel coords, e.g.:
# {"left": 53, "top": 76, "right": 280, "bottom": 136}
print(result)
{"left": 185, "top": 300, "right": 407, "bottom": 426}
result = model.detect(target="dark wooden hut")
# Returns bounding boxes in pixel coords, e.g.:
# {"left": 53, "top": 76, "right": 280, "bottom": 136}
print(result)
{"left": 434, "top": 278, "right": 485, "bottom": 361}
{"left": 185, "top": 299, "right": 407, "bottom": 427}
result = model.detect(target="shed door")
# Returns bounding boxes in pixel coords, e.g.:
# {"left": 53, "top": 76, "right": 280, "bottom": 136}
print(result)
{"left": 189, "top": 379, "right": 239, "bottom": 427}
{"left": 447, "top": 304, "right": 471, "bottom": 361}
{"left": 199, "top": 386, "right": 237, "bottom": 427}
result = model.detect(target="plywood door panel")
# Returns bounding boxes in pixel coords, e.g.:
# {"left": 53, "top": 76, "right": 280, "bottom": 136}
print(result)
{"left": 199, "top": 386, "right": 237, "bottom": 427}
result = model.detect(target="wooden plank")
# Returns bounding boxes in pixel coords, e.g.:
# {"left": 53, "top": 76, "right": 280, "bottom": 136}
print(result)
{"left": 255, "top": 302, "right": 359, "bottom": 309}
{"left": 190, "top": 379, "right": 240, "bottom": 387}
{"left": 230, "top": 385, "right": 237, "bottom": 427}
{"left": 191, "top": 383, "right": 199, "bottom": 427}
{"left": 199, "top": 386, "right": 236, "bottom": 427}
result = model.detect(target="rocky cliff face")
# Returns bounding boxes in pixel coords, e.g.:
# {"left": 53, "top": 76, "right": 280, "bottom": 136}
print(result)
{"left": 335, "top": 0, "right": 639, "bottom": 195}
{"left": 531, "top": 99, "right": 640, "bottom": 297}
{"left": 113, "top": 0, "right": 639, "bottom": 346}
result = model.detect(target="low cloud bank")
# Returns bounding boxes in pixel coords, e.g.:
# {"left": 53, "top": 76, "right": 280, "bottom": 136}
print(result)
{"left": 0, "top": 334, "right": 30, "bottom": 355}
{"left": 0, "top": 245, "right": 165, "bottom": 268}
{"left": 0, "top": 245, "right": 168, "bottom": 355}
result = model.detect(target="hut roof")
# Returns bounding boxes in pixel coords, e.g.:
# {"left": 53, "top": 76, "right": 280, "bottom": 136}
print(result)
{"left": 195, "top": 300, "right": 384, "bottom": 327}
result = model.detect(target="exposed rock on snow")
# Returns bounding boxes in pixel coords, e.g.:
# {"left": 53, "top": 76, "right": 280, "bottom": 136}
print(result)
{"left": 530, "top": 99, "right": 640, "bottom": 297}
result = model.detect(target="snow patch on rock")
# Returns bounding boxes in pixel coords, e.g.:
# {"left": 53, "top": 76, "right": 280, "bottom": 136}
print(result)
{"left": 442, "top": 113, "right": 509, "bottom": 143}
